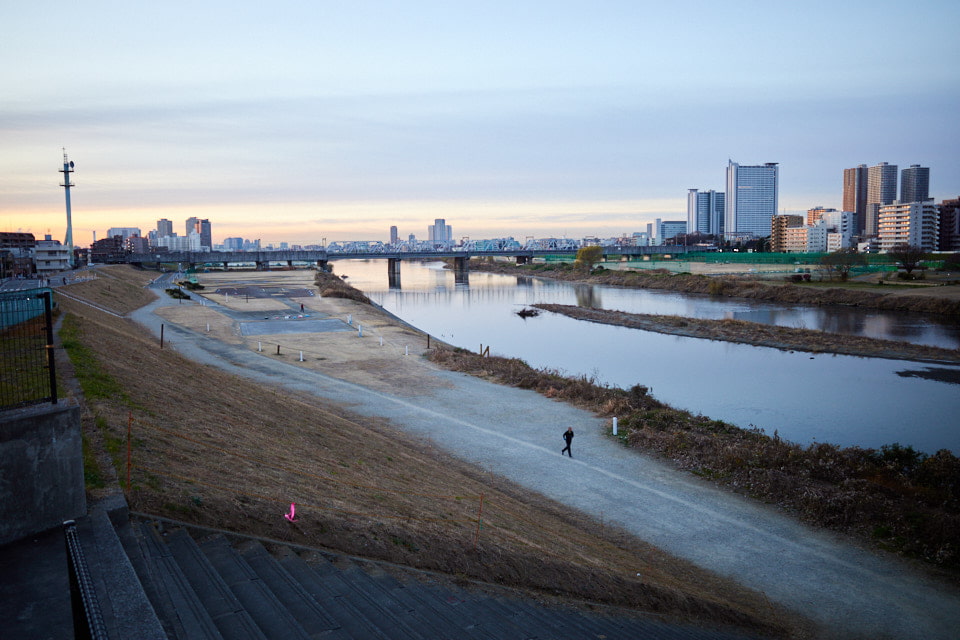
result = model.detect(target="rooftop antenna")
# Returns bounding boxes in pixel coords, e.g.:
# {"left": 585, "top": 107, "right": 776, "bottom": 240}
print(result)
{"left": 60, "top": 148, "right": 76, "bottom": 267}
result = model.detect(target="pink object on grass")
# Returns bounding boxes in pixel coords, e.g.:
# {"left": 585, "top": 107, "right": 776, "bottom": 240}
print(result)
{"left": 284, "top": 503, "right": 298, "bottom": 522}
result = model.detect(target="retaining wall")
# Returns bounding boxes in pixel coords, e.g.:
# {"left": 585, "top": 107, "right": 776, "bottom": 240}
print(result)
{"left": 0, "top": 400, "right": 85, "bottom": 545}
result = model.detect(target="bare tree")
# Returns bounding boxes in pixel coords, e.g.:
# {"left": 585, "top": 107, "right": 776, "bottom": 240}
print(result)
{"left": 820, "top": 249, "right": 866, "bottom": 281}
{"left": 887, "top": 244, "right": 929, "bottom": 275}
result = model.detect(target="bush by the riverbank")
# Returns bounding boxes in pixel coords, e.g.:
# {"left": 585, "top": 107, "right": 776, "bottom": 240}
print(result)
{"left": 427, "top": 347, "right": 960, "bottom": 575}
{"left": 471, "top": 260, "right": 960, "bottom": 317}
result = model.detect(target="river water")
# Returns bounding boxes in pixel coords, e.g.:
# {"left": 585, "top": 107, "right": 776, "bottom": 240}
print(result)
{"left": 331, "top": 260, "right": 960, "bottom": 454}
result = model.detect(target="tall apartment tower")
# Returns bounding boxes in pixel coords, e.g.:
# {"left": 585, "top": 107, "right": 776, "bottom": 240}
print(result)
{"left": 156, "top": 218, "right": 173, "bottom": 238}
{"left": 389, "top": 226, "right": 399, "bottom": 245}
{"left": 428, "top": 219, "right": 452, "bottom": 245}
{"left": 900, "top": 165, "right": 930, "bottom": 204}
{"left": 725, "top": 161, "right": 778, "bottom": 239}
{"left": 197, "top": 219, "right": 212, "bottom": 250}
{"left": 842, "top": 164, "right": 868, "bottom": 235}
{"left": 687, "top": 189, "right": 725, "bottom": 236}
{"left": 865, "top": 162, "right": 898, "bottom": 236}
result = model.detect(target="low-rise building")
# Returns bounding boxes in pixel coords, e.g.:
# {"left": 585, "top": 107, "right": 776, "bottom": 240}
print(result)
{"left": 34, "top": 236, "right": 71, "bottom": 277}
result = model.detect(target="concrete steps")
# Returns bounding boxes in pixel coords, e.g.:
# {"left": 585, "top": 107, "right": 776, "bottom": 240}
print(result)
{"left": 120, "top": 518, "right": 768, "bottom": 640}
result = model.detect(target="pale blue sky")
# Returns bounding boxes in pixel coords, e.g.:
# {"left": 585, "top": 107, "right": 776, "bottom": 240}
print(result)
{"left": 2, "top": 1, "right": 958, "bottom": 245}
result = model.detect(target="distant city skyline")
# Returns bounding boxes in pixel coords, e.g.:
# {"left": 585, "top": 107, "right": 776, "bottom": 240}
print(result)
{"left": 2, "top": 2, "right": 957, "bottom": 247}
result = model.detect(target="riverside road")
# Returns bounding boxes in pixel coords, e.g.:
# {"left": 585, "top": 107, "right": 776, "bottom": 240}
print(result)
{"left": 131, "top": 274, "right": 960, "bottom": 640}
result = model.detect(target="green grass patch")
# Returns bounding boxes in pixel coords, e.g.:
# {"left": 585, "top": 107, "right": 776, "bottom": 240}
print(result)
{"left": 60, "top": 314, "right": 132, "bottom": 403}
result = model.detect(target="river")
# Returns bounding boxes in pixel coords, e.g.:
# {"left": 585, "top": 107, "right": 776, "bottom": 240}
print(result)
{"left": 330, "top": 259, "right": 960, "bottom": 455}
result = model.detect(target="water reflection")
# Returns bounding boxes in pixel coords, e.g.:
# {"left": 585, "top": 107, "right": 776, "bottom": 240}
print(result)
{"left": 574, "top": 284, "right": 600, "bottom": 308}
{"left": 333, "top": 260, "right": 960, "bottom": 453}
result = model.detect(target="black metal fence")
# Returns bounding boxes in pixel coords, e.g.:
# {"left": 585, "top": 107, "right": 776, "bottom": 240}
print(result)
{"left": 0, "top": 289, "right": 57, "bottom": 410}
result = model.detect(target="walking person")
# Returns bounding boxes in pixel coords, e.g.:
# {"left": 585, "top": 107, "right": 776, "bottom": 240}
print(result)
{"left": 561, "top": 427, "right": 574, "bottom": 457}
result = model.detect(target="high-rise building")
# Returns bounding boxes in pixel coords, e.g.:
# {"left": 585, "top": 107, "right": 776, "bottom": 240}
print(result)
{"left": 185, "top": 217, "right": 199, "bottom": 237}
{"left": 197, "top": 219, "right": 212, "bottom": 250}
{"left": 865, "top": 162, "right": 898, "bottom": 236}
{"left": 428, "top": 219, "right": 452, "bottom": 246}
{"left": 900, "top": 165, "right": 930, "bottom": 204}
{"left": 877, "top": 200, "right": 939, "bottom": 252}
{"left": 725, "top": 161, "right": 778, "bottom": 239}
{"left": 686, "top": 189, "right": 725, "bottom": 236}
{"left": 389, "top": 226, "right": 399, "bottom": 245}
{"left": 842, "top": 164, "right": 868, "bottom": 235}
{"left": 156, "top": 218, "right": 173, "bottom": 238}
{"left": 937, "top": 198, "right": 960, "bottom": 252}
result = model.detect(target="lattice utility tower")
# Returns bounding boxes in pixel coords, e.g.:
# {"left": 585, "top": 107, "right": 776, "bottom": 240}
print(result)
{"left": 59, "top": 149, "right": 75, "bottom": 267}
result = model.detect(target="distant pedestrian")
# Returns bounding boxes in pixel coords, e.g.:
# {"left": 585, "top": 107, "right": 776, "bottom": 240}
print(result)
{"left": 300, "top": 303, "right": 304, "bottom": 312}
{"left": 561, "top": 427, "right": 574, "bottom": 457}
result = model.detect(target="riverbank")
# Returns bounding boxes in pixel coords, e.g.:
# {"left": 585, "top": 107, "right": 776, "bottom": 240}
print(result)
{"left": 532, "top": 304, "right": 960, "bottom": 365}
{"left": 427, "top": 345, "right": 960, "bottom": 577}
{"left": 57, "top": 265, "right": 794, "bottom": 636}
{"left": 470, "top": 259, "right": 960, "bottom": 316}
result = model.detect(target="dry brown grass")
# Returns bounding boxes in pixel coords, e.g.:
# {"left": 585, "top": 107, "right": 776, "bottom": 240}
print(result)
{"left": 533, "top": 304, "right": 960, "bottom": 364}
{"left": 53, "top": 265, "right": 800, "bottom": 638}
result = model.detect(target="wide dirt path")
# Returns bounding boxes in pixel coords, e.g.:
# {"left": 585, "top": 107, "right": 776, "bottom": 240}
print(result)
{"left": 132, "top": 275, "right": 960, "bottom": 640}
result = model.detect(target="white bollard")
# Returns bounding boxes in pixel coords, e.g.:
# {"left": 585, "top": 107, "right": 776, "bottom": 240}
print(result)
{"left": 358, "top": 325, "right": 363, "bottom": 337}
{"left": 258, "top": 341, "right": 262, "bottom": 352}
{"left": 206, "top": 323, "right": 210, "bottom": 332}
{"left": 613, "top": 416, "right": 618, "bottom": 436}
{"left": 347, "top": 314, "right": 352, "bottom": 325}
{"left": 379, "top": 336, "right": 383, "bottom": 346}
{"left": 299, "top": 351, "right": 304, "bottom": 362}
{"left": 405, "top": 345, "right": 409, "bottom": 356}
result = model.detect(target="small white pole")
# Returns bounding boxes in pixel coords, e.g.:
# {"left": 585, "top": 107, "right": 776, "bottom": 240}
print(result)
{"left": 613, "top": 417, "right": 618, "bottom": 436}
{"left": 379, "top": 336, "right": 383, "bottom": 346}
{"left": 299, "top": 351, "right": 304, "bottom": 362}
{"left": 405, "top": 345, "right": 409, "bottom": 356}
{"left": 347, "top": 314, "right": 352, "bottom": 325}
{"left": 206, "top": 323, "right": 210, "bottom": 332}
{"left": 358, "top": 324, "right": 362, "bottom": 337}
{"left": 258, "top": 341, "right": 262, "bottom": 352}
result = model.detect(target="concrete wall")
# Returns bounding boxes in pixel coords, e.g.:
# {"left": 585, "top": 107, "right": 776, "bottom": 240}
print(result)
{"left": 0, "top": 400, "right": 85, "bottom": 545}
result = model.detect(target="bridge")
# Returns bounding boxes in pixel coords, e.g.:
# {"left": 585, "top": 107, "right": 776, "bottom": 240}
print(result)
{"left": 125, "top": 245, "right": 698, "bottom": 276}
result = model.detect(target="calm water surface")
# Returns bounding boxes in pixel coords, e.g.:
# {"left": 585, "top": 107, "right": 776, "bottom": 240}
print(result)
{"left": 332, "top": 260, "right": 960, "bottom": 454}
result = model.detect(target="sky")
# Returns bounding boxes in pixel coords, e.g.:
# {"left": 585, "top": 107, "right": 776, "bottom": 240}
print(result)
{"left": 2, "top": 1, "right": 958, "bottom": 247}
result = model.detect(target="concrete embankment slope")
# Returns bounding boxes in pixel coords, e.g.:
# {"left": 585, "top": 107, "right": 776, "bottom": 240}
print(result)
{"left": 131, "top": 277, "right": 960, "bottom": 640}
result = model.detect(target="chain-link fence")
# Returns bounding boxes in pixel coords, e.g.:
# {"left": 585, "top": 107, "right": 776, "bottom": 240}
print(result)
{"left": 0, "top": 289, "right": 57, "bottom": 410}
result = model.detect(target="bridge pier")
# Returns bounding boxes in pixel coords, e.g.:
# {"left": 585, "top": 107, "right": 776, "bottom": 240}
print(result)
{"left": 316, "top": 259, "right": 329, "bottom": 271}
{"left": 515, "top": 255, "right": 529, "bottom": 265}
{"left": 256, "top": 261, "right": 268, "bottom": 270}
{"left": 453, "top": 256, "right": 469, "bottom": 273}
{"left": 387, "top": 258, "right": 402, "bottom": 289}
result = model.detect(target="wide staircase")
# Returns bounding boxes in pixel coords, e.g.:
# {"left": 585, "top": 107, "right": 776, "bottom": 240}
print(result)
{"left": 79, "top": 505, "right": 767, "bottom": 640}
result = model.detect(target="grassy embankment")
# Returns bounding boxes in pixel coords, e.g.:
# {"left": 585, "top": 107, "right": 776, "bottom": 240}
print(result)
{"left": 54, "top": 265, "right": 794, "bottom": 637}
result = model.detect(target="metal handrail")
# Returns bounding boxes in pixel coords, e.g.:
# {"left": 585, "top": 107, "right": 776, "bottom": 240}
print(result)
{"left": 63, "top": 520, "right": 109, "bottom": 640}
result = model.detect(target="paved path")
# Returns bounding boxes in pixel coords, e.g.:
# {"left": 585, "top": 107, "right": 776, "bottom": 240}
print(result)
{"left": 131, "top": 279, "right": 960, "bottom": 640}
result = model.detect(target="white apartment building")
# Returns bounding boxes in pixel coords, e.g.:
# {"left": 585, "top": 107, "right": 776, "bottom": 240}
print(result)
{"left": 156, "top": 232, "right": 203, "bottom": 252}
{"left": 878, "top": 200, "right": 939, "bottom": 252}
{"left": 34, "top": 236, "right": 72, "bottom": 277}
